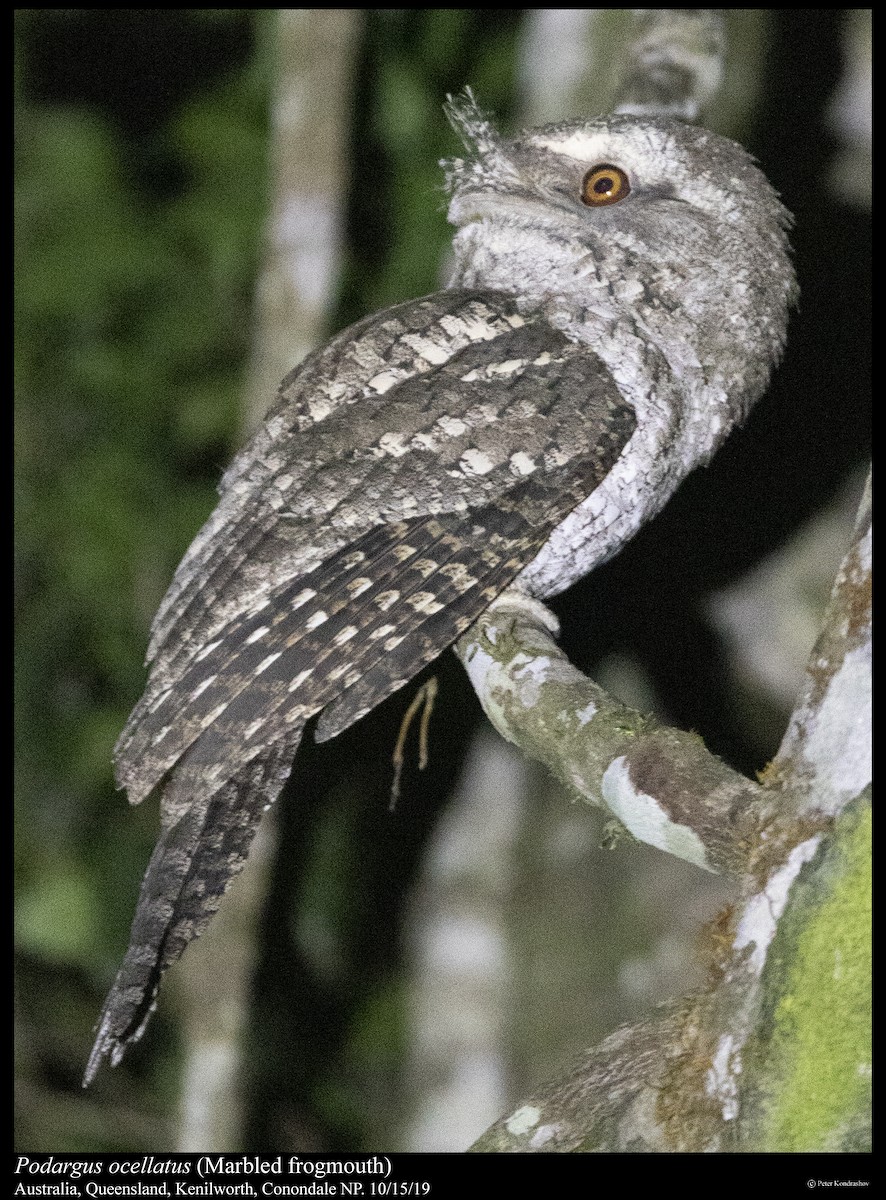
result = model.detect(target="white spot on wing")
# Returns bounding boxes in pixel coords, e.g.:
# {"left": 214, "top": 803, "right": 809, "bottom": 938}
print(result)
{"left": 411, "top": 432, "right": 438, "bottom": 452}
{"left": 439, "top": 563, "right": 478, "bottom": 589}
{"left": 489, "top": 357, "right": 526, "bottom": 376}
{"left": 402, "top": 333, "right": 451, "bottom": 364}
{"left": 367, "top": 371, "right": 401, "bottom": 395}
{"left": 412, "top": 558, "right": 438, "bottom": 578}
{"left": 255, "top": 652, "right": 282, "bottom": 675}
{"left": 244, "top": 625, "right": 270, "bottom": 645}
{"left": 436, "top": 415, "right": 468, "bottom": 437}
{"left": 406, "top": 592, "right": 444, "bottom": 614}
{"left": 509, "top": 451, "right": 536, "bottom": 476}
{"left": 305, "top": 610, "right": 328, "bottom": 630}
{"left": 190, "top": 674, "right": 217, "bottom": 700}
{"left": 460, "top": 448, "right": 495, "bottom": 476}
{"left": 369, "top": 624, "right": 396, "bottom": 640}
{"left": 439, "top": 313, "right": 498, "bottom": 342}
{"left": 194, "top": 639, "right": 223, "bottom": 663}
{"left": 292, "top": 588, "right": 317, "bottom": 609}
{"left": 288, "top": 668, "right": 313, "bottom": 691}
{"left": 378, "top": 431, "right": 410, "bottom": 457}
{"left": 308, "top": 397, "right": 332, "bottom": 422}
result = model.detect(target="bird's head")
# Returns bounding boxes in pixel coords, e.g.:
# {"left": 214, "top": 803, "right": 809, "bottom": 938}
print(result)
{"left": 444, "top": 91, "right": 797, "bottom": 424}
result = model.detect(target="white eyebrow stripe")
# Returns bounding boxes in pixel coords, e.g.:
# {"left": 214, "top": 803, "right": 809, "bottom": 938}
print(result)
{"left": 532, "top": 132, "right": 617, "bottom": 162}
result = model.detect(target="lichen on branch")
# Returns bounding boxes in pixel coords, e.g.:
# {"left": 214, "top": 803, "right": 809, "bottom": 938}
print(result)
{"left": 456, "top": 592, "right": 766, "bottom": 878}
{"left": 460, "top": 473, "right": 871, "bottom": 1153}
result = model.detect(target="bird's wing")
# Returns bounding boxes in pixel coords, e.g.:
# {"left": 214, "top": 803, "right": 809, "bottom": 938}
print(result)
{"left": 86, "top": 290, "right": 635, "bottom": 1081}
{"left": 116, "top": 289, "right": 635, "bottom": 805}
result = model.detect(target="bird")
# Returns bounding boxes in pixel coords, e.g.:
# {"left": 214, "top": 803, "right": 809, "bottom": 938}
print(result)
{"left": 84, "top": 91, "right": 795, "bottom": 1084}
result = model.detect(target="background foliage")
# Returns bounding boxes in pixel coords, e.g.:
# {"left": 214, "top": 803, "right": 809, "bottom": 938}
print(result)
{"left": 15, "top": 10, "right": 869, "bottom": 1151}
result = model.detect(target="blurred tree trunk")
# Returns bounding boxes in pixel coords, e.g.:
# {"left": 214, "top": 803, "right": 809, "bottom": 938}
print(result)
{"left": 175, "top": 9, "right": 361, "bottom": 1152}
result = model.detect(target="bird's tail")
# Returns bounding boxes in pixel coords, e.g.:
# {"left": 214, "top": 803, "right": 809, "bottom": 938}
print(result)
{"left": 83, "top": 728, "right": 301, "bottom": 1086}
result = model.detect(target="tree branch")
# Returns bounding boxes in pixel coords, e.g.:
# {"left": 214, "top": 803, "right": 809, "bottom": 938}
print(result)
{"left": 768, "top": 474, "right": 872, "bottom": 817}
{"left": 464, "top": 473, "right": 871, "bottom": 1152}
{"left": 456, "top": 594, "right": 764, "bottom": 878}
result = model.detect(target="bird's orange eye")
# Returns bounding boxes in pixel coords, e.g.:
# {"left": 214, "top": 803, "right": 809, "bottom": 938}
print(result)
{"left": 581, "top": 163, "right": 631, "bottom": 207}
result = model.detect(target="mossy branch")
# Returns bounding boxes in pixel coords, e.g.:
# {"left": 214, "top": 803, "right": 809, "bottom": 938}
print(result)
{"left": 463, "top": 473, "right": 871, "bottom": 1152}
{"left": 457, "top": 594, "right": 766, "bottom": 879}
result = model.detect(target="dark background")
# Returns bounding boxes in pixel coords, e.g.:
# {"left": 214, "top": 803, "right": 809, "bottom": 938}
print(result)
{"left": 15, "top": 10, "right": 869, "bottom": 1151}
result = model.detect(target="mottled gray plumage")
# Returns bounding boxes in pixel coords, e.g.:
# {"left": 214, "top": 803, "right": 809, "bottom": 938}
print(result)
{"left": 85, "top": 93, "right": 795, "bottom": 1084}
